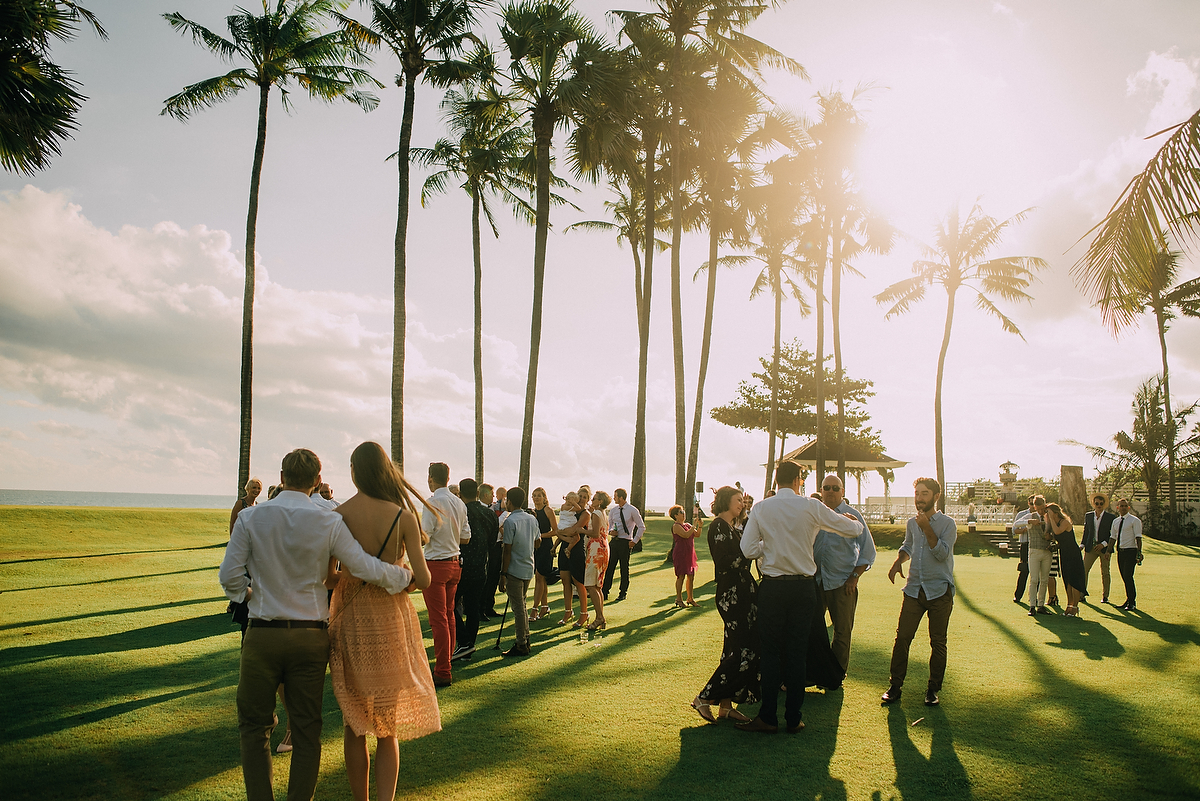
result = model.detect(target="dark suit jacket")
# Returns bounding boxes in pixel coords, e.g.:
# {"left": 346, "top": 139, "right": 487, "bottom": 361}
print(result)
{"left": 1082, "top": 510, "right": 1116, "bottom": 550}
{"left": 463, "top": 500, "right": 498, "bottom": 573}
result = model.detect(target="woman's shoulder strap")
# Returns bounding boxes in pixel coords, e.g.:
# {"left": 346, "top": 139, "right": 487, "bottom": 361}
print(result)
{"left": 375, "top": 507, "right": 405, "bottom": 559}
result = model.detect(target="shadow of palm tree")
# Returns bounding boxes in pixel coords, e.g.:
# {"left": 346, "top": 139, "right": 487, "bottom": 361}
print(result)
{"left": 1, "top": 614, "right": 231, "bottom": 667}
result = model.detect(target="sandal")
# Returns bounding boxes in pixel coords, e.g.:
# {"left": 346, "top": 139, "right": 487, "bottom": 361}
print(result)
{"left": 691, "top": 697, "right": 716, "bottom": 723}
{"left": 718, "top": 705, "right": 751, "bottom": 723}
{"left": 573, "top": 614, "right": 589, "bottom": 628}
{"left": 687, "top": 599, "right": 698, "bottom": 607}
{"left": 1049, "top": 596, "right": 1060, "bottom": 606}
{"left": 528, "top": 607, "right": 542, "bottom": 622}
{"left": 540, "top": 605, "right": 550, "bottom": 619}
{"left": 674, "top": 600, "right": 686, "bottom": 609}
{"left": 586, "top": 620, "right": 606, "bottom": 631}
{"left": 558, "top": 613, "right": 574, "bottom": 625}
{"left": 276, "top": 730, "right": 293, "bottom": 754}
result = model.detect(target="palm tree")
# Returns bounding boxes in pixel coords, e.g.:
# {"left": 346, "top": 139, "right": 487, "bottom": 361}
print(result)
{"left": 1101, "top": 239, "right": 1200, "bottom": 526}
{"left": 162, "top": 0, "right": 381, "bottom": 499}
{"left": 413, "top": 83, "right": 536, "bottom": 483}
{"left": 0, "top": 0, "right": 106, "bottom": 174}
{"left": 740, "top": 154, "right": 813, "bottom": 496}
{"left": 337, "top": 0, "right": 481, "bottom": 471}
{"left": 800, "top": 89, "right": 894, "bottom": 481}
{"left": 499, "top": 0, "right": 625, "bottom": 491}
{"left": 620, "top": 0, "right": 804, "bottom": 508}
{"left": 1067, "top": 377, "right": 1200, "bottom": 520}
{"left": 875, "top": 203, "right": 1047, "bottom": 510}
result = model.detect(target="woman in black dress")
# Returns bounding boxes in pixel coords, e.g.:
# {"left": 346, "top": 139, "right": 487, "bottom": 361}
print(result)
{"left": 692, "top": 486, "right": 758, "bottom": 724}
{"left": 530, "top": 487, "right": 559, "bottom": 621}
{"left": 1046, "top": 503, "right": 1087, "bottom": 617}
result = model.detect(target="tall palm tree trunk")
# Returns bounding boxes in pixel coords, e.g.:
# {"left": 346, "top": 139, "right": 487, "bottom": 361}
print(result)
{"left": 1154, "top": 299, "right": 1177, "bottom": 529}
{"left": 831, "top": 220, "right": 846, "bottom": 481}
{"left": 629, "top": 232, "right": 644, "bottom": 336}
{"left": 814, "top": 243, "right": 827, "bottom": 481}
{"left": 390, "top": 69, "right": 418, "bottom": 471}
{"left": 764, "top": 266, "right": 782, "bottom": 497}
{"left": 934, "top": 290, "right": 957, "bottom": 512}
{"left": 685, "top": 187, "right": 719, "bottom": 518}
{"left": 472, "top": 183, "right": 484, "bottom": 483}
{"left": 631, "top": 139, "right": 657, "bottom": 515}
{"left": 519, "top": 121, "right": 553, "bottom": 492}
{"left": 669, "top": 113, "right": 687, "bottom": 508}
{"left": 238, "top": 83, "right": 269, "bottom": 499}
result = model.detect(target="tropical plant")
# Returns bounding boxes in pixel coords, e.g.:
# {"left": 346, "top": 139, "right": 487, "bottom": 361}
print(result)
{"left": 798, "top": 88, "right": 894, "bottom": 480}
{"left": 0, "top": 0, "right": 106, "bottom": 173}
{"left": 337, "top": 0, "right": 481, "bottom": 470}
{"left": 413, "top": 80, "right": 536, "bottom": 483}
{"left": 1066, "top": 377, "right": 1200, "bottom": 523}
{"left": 499, "top": 0, "right": 625, "bottom": 492}
{"left": 875, "top": 202, "right": 1047, "bottom": 510}
{"left": 162, "top": 0, "right": 381, "bottom": 499}
{"left": 1079, "top": 236, "right": 1200, "bottom": 530}
{"left": 710, "top": 339, "right": 877, "bottom": 455}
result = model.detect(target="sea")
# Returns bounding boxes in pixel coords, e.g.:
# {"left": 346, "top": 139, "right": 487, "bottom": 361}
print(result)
{"left": 0, "top": 489, "right": 233, "bottom": 509}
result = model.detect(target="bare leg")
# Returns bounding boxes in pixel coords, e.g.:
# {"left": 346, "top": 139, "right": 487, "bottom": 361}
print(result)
{"left": 1048, "top": 576, "right": 1058, "bottom": 603}
{"left": 574, "top": 581, "right": 589, "bottom": 620}
{"left": 276, "top": 684, "right": 292, "bottom": 751}
{"left": 675, "top": 575, "right": 685, "bottom": 605}
{"left": 588, "top": 586, "right": 605, "bottom": 626}
{"left": 685, "top": 573, "right": 695, "bottom": 604}
{"left": 344, "top": 727, "right": 370, "bottom": 801}
{"left": 375, "top": 735, "right": 399, "bottom": 801}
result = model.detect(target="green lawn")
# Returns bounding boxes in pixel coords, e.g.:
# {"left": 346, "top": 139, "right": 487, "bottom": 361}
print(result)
{"left": 2, "top": 507, "right": 1197, "bottom": 800}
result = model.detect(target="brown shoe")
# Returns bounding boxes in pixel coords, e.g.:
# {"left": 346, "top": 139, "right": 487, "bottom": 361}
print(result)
{"left": 787, "top": 721, "right": 805, "bottom": 734}
{"left": 433, "top": 676, "right": 452, "bottom": 688}
{"left": 735, "top": 716, "right": 778, "bottom": 734}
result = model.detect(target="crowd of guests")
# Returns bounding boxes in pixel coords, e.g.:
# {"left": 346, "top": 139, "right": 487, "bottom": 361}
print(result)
{"left": 1011, "top": 492, "right": 1144, "bottom": 615}
{"left": 219, "top": 442, "right": 1152, "bottom": 799}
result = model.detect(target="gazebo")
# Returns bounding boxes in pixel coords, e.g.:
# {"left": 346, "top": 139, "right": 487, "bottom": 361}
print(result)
{"left": 775, "top": 439, "right": 909, "bottom": 503}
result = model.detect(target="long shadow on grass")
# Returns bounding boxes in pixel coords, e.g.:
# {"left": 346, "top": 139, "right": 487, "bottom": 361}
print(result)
{"left": 0, "top": 565, "right": 213, "bottom": 593}
{"left": 887, "top": 704, "right": 972, "bottom": 800}
{"left": 0, "top": 543, "right": 225, "bottom": 565}
{"left": 0, "top": 596, "right": 226, "bottom": 631}
{"left": 954, "top": 586, "right": 1199, "bottom": 798}
{"left": 0, "top": 613, "right": 231, "bottom": 666}
{"left": 1035, "top": 614, "right": 1125, "bottom": 661}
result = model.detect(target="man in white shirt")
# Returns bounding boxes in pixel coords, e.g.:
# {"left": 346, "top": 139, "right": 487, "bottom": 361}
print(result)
{"left": 219, "top": 448, "right": 412, "bottom": 801}
{"left": 422, "top": 462, "right": 470, "bottom": 687}
{"left": 604, "top": 488, "right": 645, "bottom": 601}
{"left": 1112, "top": 498, "right": 1144, "bottom": 611}
{"left": 309, "top": 483, "right": 338, "bottom": 510}
{"left": 737, "top": 460, "right": 864, "bottom": 734}
{"left": 1011, "top": 495, "right": 1035, "bottom": 603}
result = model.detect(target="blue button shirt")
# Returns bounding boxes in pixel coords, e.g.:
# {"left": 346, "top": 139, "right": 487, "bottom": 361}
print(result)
{"left": 814, "top": 502, "right": 877, "bottom": 590}
{"left": 900, "top": 511, "right": 957, "bottom": 600}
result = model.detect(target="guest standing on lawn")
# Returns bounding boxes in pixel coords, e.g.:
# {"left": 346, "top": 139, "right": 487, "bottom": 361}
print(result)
{"left": 604, "top": 488, "right": 644, "bottom": 601}
{"left": 1112, "top": 498, "right": 1144, "bottom": 611}
{"left": 1045, "top": 503, "right": 1087, "bottom": 617}
{"left": 583, "top": 491, "right": 611, "bottom": 630}
{"left": 555, "top": 491, "right": 582, "bottom": 624}
{"left": 813, "top": 474, "right": 876, "bottom": 674}
{"left": 692, "top": 486, "right": 757, "bottom": 725}
{"left": 882, "top": 476, "right": 957, "bottom": 708}
{"left": 737, "top": 460, "right": 864, "bottom": 734}
{"left": 670, "top": 505, "right": 701, "bottom": 607}
{"left": 530, "top": 487, "right": 559, "bottom": 621}
{"left": 229, "top": 477, "right": 262, "bottom": 534}
{"left": 453, "top": 479, "right": 495, "bottom": 663}
{"left": 326, "top": 442, "right": 440, "bottom": 801}
{"left": 421, "top": 462, "right": 469, "bottom": 688}
{"left": 499, "top": 487, "right": 540, "bottom": 657}
{"left": 218, "top": 448, "right": 413, "bottom": 801}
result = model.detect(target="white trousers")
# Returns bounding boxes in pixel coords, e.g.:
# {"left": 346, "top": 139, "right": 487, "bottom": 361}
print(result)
{"left": 1028, "top": 548, "right": 1052, "bottom": 608}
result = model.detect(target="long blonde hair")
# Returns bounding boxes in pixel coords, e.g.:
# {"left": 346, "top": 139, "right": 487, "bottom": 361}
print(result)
{"left": 350, "top": 441, "right": 436, "bottom": 545}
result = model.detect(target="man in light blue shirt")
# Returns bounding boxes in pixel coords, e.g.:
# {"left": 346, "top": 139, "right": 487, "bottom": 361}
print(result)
{"left": 881, "top": 476, "right": 957, "bottom": 708}
{"left": 813, "top": 474, "right": 876, "bottom": 674}
{"left": 498, "top": 486, "right": 539, "bottom": 657}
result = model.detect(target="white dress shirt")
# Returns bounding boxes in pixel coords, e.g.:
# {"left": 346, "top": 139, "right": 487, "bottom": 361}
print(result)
{"left": 608, "top": 502, "right": 645, "bottom": 542}
{"left": 740, "top": 487, "right": 864, "bottom": 577}
{"left": 1112, "top": 513, "right": 1143, "bottom": 548}
{"left": 218, "top": 490, "right": 411, "bottom": 621}
{"left": 310, "top": 493, "right": 338, "bottom": 510}
{"left": 422, "top": 486, "right": 470, "bottom": 560}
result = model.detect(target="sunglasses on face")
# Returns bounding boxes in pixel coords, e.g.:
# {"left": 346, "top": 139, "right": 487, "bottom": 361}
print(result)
{"left": 822, "top": 485, "right": 842, "bottom": 491}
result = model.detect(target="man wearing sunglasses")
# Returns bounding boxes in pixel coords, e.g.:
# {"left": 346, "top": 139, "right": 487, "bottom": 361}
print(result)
{"left": 1082, "top": 493, "right": 1116, "bottom": 603}
{"left": 813, "top": 474, "right": 876, "bottom": 674}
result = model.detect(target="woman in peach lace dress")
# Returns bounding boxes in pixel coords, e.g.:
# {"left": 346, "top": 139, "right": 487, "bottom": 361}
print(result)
{"left": 326, "top": 442, "right": 441, "bottom": 801}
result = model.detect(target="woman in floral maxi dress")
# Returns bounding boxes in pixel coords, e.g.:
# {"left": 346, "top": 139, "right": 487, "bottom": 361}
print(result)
{"left": 692, "top": 486, "right": 758, "bottom": 723}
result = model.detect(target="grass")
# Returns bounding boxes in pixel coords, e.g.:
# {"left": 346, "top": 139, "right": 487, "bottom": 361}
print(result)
{"left": 1, "top": 506, "right": 1198, "bottom": 800}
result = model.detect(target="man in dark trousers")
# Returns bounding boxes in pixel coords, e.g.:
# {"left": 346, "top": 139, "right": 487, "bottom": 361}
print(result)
{"left": 1082, "top": 493, "right": 1116, "bottom": 603}
{"left": 454, "top": 478, "right": 496, "bottom": 662}
{"left": 736, "top": 460, "right": 864, "bottom": 734}
{"left": 478, "top": 483, "right": 502, "bottom": 619}
{"left": 604, "top": 488, "right": 645, "bottom": 601}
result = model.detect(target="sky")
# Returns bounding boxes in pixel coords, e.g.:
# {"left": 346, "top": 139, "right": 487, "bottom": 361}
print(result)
{"left": 1, "top": 0, "right": 1199, "bottom": 508}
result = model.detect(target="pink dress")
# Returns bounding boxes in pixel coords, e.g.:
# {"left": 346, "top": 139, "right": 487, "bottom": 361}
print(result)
{"left": 672, "top": 524, "right": 699, "bottom": 577}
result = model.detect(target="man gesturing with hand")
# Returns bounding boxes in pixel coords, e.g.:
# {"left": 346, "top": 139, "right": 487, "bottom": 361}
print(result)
{"left": 881, "top": 476, "right": 957, "bottom": 708}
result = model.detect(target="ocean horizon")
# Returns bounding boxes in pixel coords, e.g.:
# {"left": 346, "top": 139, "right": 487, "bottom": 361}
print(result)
{"left": 0, "top": 489, "right": 234, "bottom": 509}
